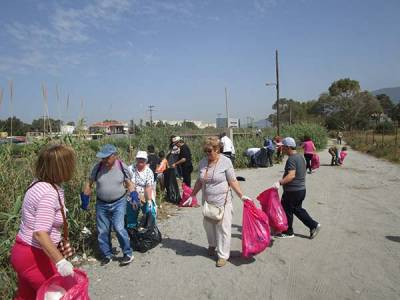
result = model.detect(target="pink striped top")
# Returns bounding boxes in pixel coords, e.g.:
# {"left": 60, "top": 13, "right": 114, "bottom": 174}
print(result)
{"left": 17, "top": 181, "right": 65, "bottom": 249}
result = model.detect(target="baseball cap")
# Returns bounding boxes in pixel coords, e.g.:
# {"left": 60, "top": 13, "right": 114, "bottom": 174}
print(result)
{"left": 282, "top": 137, "right": 296, "bottom": 148}
{"left": 96, "top": 144, "right": 117, "bottom": 158}
{"left": 136, "top": 150, "right": 148, "bottom": 161}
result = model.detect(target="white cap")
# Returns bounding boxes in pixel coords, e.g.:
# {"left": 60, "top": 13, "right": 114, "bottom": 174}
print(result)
{"left": 136, "top": 150, "right": 148, "bottom": 161}
{"left": 282, "top": 137, "right": 296, "bottom": 148}
{"left": 172, "top": 136, "right": 182, "bottom": 143}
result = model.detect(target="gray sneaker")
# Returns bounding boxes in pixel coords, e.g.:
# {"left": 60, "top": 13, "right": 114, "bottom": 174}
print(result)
{"left": 310, "top": 224, "right": 321, "bottom": 239}
{"left": 120, "top": 254, "right": 134, "bottom": 266}
{"left": 275, "top": 233, "right": 294, "bottom": 239}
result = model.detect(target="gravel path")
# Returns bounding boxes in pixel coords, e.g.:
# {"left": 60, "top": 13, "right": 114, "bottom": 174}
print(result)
{"left": 83, "top": 142, "right": 400, "bottom": 300}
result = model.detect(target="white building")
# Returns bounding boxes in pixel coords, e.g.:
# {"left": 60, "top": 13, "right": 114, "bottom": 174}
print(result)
{"left": 60, "top": 125, "right": 75, "bottom": 134}
{"left": 153, "top": 120, "right": 216, "bottom": 129}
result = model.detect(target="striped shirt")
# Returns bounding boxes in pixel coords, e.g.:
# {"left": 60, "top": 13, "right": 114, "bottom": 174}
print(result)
{"left": 17, "top": 181, "right": 65, "bottom": 249}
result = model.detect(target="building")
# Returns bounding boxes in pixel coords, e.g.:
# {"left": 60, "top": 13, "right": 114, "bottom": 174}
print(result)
{"left": 216, "top": 117, "right": 240, "bottom": 129}
{"left": 153, "top": 120, "right": 216, "bottom": 129}
{"left": 89, "top": 121, "right": 129, "bottom": 134}
{"left": 60, "top": 125, "right": 75, "bottom": 135}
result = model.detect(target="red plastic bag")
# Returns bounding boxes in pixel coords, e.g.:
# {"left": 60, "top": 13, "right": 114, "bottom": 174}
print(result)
{"left": 179, "top": 183, "right": 199, "bottom": 207}
{"left": 36, "top": 269, "right": 90, "bottom": 300}
{"left": 311, "top": 153, "right": 320, "bottom": 170}
{"left": 242, "top": 199, "right": 271, "bottom": 258}
{"left": 257, "top": 188, "right": 288, "bottom": 233}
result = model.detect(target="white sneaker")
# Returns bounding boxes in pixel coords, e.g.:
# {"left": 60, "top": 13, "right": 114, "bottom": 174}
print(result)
{"left": 310, "top": 224, "right": 321, "bottom": 239}
{"left": 275, "top": 233, "right": 294, "bottom": 239}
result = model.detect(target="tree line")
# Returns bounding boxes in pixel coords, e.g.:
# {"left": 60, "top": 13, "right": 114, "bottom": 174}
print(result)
{"left": 267, "top": 78, "right": 400, "bottom": 131}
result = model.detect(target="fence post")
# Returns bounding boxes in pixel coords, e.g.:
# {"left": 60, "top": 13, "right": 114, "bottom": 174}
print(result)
{"left": 365, "top": 129, "right": 368, "bottom": 144}
{"left": 381, "top": 125, "right": 384, "bottom": 148}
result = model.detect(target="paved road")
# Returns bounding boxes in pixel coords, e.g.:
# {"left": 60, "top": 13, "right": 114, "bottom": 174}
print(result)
{"left": 84, "top": 144, "right": 400, "bottom": 300}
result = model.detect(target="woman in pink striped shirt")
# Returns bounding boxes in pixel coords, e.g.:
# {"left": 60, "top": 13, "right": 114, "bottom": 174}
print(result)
{"left": 10, "top": 144, "right": 76, "bottom": 300}
{"left": 301, "top": 136, "right": 316, "bottom": 174}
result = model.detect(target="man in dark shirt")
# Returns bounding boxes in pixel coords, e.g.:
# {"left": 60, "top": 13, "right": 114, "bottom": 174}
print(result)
{"left": 272, "top": 137, "right": 320, "bottom": 239}
{"left": 172, "top": 137, "right": 193, "bottom": 187}
{"left": 147, "top": 144, "right": 160, "bottom": 180}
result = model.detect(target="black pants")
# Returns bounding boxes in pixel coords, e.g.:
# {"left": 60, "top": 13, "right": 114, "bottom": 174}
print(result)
{"left": 223, "top": 152, "right": 235, "bottom": 164}
{"left": 281, "top": 190, "right": 318, "bottom": 235}
{"left": 304, "top": 153, "right": 313, "bottom": 172}
{"left": 181, "top": 164, "right": 193, "bottom": 187}
{"left": 266, "top": 149, "right": 274, "bottom": 167}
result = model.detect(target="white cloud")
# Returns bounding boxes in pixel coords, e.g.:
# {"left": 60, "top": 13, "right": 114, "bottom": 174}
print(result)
{"left": 254, "top": 0, "right": 280, "bottom": 13}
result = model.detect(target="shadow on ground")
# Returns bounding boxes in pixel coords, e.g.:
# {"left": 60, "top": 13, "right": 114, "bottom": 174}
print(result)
{"left": 386, "top": 236, "right": 400, "bottom": 243}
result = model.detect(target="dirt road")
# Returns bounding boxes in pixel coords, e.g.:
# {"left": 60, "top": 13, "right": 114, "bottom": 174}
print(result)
{"left": 83, "top": 143, "right": 400, "bottom": 300}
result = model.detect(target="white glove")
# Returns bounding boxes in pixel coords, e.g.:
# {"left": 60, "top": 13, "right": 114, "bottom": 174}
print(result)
{"left": 272, "top": 181, "right": 281, "bottom": 189}
{"left": 56, "top": 258, "right": 74, "bottom": 277}
{"left": 182, "top": 196, "right": 193, "bottom": 206}
{"left": 241, "top": 195, "right": 252, "bottom": 202}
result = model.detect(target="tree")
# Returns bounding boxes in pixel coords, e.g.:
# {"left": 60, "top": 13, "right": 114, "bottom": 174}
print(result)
{"left": 67, "top": 121, "right": 75, "bottom": 126}
{"left": 376, "top": 94, "right": 394, "bottom": 116}
{"left": 392, "top": 104, "right": 400, "bottom": 122}
{"left": 31, "top": 118, "right": 62, "bottom": 133}
{"left": 328, "top": 78, "right": 360, "bottom": 98}
{"left": 0, "top": 117, "right": 30, "bottom": 136}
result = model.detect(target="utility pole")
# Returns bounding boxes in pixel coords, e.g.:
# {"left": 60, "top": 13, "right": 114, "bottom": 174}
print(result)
{"left": 9, "top": 81, "right": 13, "bottom": 138}
{"left": 225, "top": 87, "right": 229, "bottom": 128}
{"left": 148, "top": 105, "right": 155, "bottom": 126}
{"left": 275, "top": 49, "right": 280, "bottom": 136}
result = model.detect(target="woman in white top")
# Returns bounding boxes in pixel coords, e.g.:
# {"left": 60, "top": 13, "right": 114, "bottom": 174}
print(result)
{"left": 127, "top": 151, "right": 156, "bottom": 229}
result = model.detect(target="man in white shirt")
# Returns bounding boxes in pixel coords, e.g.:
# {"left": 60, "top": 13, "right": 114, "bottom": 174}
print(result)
{"left": 219, "top": 132, "right": 235, "bottom": 163}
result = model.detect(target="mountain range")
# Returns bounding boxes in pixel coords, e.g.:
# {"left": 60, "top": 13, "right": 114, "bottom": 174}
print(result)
{"left": 371, "top": 87, "right": 400, "bottom": 104}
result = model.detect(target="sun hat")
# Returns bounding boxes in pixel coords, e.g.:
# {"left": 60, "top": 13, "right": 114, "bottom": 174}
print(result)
{"left": 136, "top": 150, "right": 148, "bottom": 161}
{"left": 96, "top": 144, "right": 117, "bottom": 158}
{"left": 282, "top": 137, "right": 296, "bottom": 148}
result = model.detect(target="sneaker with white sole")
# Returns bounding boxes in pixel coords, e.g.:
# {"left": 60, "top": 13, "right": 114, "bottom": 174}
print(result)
{"left": 275, "top": 233, "right": 295, "bottom": 239}
{"left": 100, "top": 256, "right": 112, "bottom": 266}
{"left": 120, "top": 254, "right": 134, "bottom": 266}
{"left": 310, "top": 224, "right": 321, "bottom": 239}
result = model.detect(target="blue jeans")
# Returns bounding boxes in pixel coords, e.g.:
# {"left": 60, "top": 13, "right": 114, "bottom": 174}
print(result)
{"left": 96, "top": 197, "right": 132, "bottom": 258}
{"left": 126, "top": 201, "right": 156, "bottom": 228}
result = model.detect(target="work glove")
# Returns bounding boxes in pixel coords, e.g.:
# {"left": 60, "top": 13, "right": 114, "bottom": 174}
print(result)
{"left": 272, "top": 181, "right": 281, "bottom": 190}
{"left": 80, "top": 192, "right": 90, "bottom": 210}
{"left": 182, "top": 196, "right": 193, "bottom": 206}
{"left": 129, "top": 191, "right": 140, "bottom": 206}
{"left": 241, "top": 195, "right": 252, "bottom": 202}
{"left": 145, "top": 201, "right": 154, "bottom": 214}
{"left": 56, "top": 258, "right": 74, "bottom": 277}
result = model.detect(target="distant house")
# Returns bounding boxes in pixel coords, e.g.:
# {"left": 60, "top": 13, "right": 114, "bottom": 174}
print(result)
{"left": 61, "top": 125, "right": 75, "bottom": 135}
{"left": 89, "top": 121, "right": 129, "bottom": 134}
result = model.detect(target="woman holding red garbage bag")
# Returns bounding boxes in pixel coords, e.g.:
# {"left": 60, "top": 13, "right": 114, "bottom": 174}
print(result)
{"left": 10, "top": 144, "right": 76, "bottom": 300}
{"left": 272, "top": 137, "right": 321, "bottom": 239}
{"left": 189, "top": 137, "right": 250, "bottom": 267}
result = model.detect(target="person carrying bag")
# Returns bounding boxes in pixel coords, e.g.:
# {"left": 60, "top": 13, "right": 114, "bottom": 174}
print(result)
{"left": 189, "top": 137, "right": 250, "bottom": 268}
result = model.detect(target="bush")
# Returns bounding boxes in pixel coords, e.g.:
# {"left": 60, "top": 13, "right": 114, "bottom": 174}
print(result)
{"left": 375, "top": 121, "right": 395, "bottom": 134}
{"left": 281, "top": 123, "right": 328, "bottom": 150}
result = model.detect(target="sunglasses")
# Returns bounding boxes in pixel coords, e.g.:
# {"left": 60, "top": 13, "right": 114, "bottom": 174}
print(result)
{"left": 204, "top": 149, "right": 213, "bottom": 154}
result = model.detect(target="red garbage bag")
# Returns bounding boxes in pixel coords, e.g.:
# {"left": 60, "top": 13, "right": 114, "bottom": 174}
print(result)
{"left": 36, "top": 269, "right": 89, "bottom": 300}
{"left": 311, "top": 153, "right": 320, "bottom": 170}
{"left": 179, "top": 183, "right": 199, "bottom": 207}
{"left": 257, "top": 188, "right": 288, "bottom": 233}
{"left": 242, "top": 199, "right": 271, "bottom": 258}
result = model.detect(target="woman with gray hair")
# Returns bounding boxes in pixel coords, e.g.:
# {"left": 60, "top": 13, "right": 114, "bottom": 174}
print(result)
{"left": 189, "top": 137, "right": 250, "bottom": 267}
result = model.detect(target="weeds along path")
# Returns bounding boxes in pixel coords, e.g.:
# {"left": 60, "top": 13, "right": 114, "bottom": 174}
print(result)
{"left": 83, "top": 142, "right": 400, "bottom": 300}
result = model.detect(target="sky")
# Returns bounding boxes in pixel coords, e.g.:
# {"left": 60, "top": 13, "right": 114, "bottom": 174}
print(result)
{"left": 0, "top": 0, "right": 399, "bottom": 125}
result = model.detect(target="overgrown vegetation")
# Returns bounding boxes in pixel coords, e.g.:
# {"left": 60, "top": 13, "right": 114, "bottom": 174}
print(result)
{"left": 0, "top": 124, "right": 327, "bottom": 299}
{"left": 346, "top": 130, "right": 399, "bottom": 163}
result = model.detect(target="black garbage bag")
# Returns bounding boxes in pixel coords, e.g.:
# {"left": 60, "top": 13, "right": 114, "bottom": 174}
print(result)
{"left": 128, "top": 213, "right": 162, "bottom": 253}
{"left": 164, "top": 168, "right": 181, "bottom": 204}
{"left": 254, "top": 148, "right": 268, "bottom": 167}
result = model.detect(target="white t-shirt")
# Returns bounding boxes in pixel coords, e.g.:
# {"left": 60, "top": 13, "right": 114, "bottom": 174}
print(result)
{"left": 221, "top": 136, "right": 235, "bottom": 155}
{"left": 128, "top": 165, "right": 155, "bottom": 200}
{"left": 246, "top": 148, "right": 260, "bottom": 157}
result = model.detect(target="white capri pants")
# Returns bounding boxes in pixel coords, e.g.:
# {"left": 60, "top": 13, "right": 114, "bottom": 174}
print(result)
{"left": 203, "top": 201, "right": 233, "bottom": 260}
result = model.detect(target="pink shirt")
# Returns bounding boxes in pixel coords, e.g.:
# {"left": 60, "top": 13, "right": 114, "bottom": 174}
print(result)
{"left": 17, "top": 181, "right": 65, "bottom": 249}
{"left": 302, "top": 141, "right": 315, "bottom": 154}
{"left": 340, "top": 151, "right": 348, "bottom": 164}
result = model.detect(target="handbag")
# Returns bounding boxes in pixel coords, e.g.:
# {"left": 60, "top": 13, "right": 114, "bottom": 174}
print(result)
{"left": 201, "top": 156, "right": 230, "bottom": 222}
{"left": 26, "top": 181, "right": 74, "bottom": 258}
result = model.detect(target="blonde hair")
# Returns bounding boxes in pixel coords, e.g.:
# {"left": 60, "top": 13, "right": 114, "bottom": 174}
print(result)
{"left": 35, "top": 144, "right": 76, "bottom": 184}
{"left": 203, "top": 136, "right": 222, "bottom": 153}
